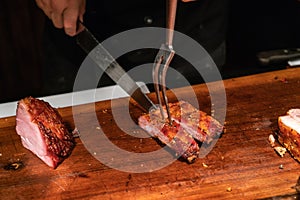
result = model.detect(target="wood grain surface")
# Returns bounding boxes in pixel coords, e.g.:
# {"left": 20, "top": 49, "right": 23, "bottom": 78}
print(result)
{"left": 1, "top": 68, "right": 300, "bottom": 199}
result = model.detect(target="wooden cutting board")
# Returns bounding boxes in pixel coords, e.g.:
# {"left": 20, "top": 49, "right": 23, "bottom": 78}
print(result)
{"left": 1, "top": 68, "right": 300, "bottom": 199}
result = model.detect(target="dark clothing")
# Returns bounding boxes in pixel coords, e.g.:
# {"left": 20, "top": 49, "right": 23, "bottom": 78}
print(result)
{"left": 43, "top": 0, "right": 228, "bottom": 94}
{"left": 85, "top": 0, "right": 228, "bottom": 62}
{"left": 0, "top": 0, "right": 44, "bottom": 103}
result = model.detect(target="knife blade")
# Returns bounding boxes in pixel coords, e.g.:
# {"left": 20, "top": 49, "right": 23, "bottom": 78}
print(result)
{"left": 76, "top": 21, "right": 156, "bottom": 112}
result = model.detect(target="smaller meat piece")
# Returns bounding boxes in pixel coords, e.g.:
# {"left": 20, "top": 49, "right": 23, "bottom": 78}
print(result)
{"left": 138, "top": 101, "right": 223, "bottom": 163}
{"left": 16, "top": 97, "right": 75, "bottom": 168}
{"left": 278, "top": 109, "right": 300, "bottom": 162}
{"left": 167, "top": 101, "right": 223, "bottom": 143}
{"left": 139, "top": 108, "right": 199, "bottom": 163}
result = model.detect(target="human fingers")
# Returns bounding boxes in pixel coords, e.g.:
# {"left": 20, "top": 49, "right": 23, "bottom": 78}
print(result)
{"left": 62, "top": 8, "right": 78, "bottom": 36}
{"left": 35, "top": 0, "right": 52, "bottom": 19}
{"left": 63, "top": 0, "right": 86, "bottom": 36}
{"left": 51, "top": 11, "right": 64, "bottom": 29}
{"left": 76, "top": 14, "right": 85, "bottom": 34}
{"left": 181, "top": 0, "right": 197, "bottom": 2}
{"left": 35, "top": 0, "right": 65, "bottom": 28}
{"left": 35, "top": 0, "right": 86, "bottom": 36}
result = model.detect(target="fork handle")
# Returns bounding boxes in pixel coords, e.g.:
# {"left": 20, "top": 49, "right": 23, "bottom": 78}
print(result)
{"left": 166, "top": 0, "right": 177, "bottom": 47}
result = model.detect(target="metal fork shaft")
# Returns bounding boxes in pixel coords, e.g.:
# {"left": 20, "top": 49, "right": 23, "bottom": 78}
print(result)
{"left": 160, "top": 50, "right": 175, "bottom": 123}
{"left": 152, "top": 0, "right": 177, "bottom": 123}
{"left": 153, "top": 44, "right": 175, "bottom": 123}
{"left": 153, "top": 56, "right": 165, "bottom": 119}
{"left": 166, "top": 0, "right": 177, "bottom": 47}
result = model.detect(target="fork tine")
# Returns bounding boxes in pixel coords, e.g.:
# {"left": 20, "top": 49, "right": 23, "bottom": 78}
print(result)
{"left": 151, "top": 0, "right": 177, "bottom": 124}
{"left": 152, "top": 44, "right": 175, "bottom": 123}
{"left": 160, "top": 50, "right": 175, "bottom": 123}
{"left": 153, "top": 55, "right": 165, "bottom": 120}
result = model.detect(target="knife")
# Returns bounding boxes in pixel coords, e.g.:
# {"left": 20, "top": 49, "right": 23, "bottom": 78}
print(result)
{"left": 257, "top": 48, "right": 300, "bottom": 66}
{"left": 76, "top": 21, "right": 156, "bottom": 112}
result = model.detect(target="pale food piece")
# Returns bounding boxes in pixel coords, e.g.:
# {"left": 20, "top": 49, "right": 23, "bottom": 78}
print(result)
{"left": 278, "top": 109, "right": 300, "bottom": 162}
{"left": 16, "top": 97, "right": 75, "bottom": 168}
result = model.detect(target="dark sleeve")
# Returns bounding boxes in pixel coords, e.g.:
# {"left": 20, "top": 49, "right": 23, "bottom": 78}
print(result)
{"left": 176, "top": 0, "right": 229, "bottom": 53}
{"left": 85, "top": 0, "right": 228, "bottom": 53}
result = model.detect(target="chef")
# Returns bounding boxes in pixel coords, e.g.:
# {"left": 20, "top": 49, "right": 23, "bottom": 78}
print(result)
{"left": 34, "top": 0, "right": 228, "bottom": 91}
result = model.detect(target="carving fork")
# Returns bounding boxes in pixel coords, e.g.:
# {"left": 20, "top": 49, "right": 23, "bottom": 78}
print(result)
{"left": 153, "top": 0, "right": 178, "bottom": 124}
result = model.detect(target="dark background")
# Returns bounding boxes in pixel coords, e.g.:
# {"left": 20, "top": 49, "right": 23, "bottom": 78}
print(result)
{"left": 0, "top": 0, "right": 299, "bottom": 103}
{"left": 224, "top": 0, "right": 300, "bottom": 77}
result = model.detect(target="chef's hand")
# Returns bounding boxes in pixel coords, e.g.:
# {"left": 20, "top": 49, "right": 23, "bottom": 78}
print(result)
{"left": 35, "top": 0, "right": 86, "bottom": 36}
{"left": 181, "top": 0, "right": 197, "bottom": 2}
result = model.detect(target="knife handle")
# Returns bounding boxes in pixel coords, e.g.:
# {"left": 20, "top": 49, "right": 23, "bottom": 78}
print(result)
{"left": 257, "top": 48, "right": 300, "bottom": 66}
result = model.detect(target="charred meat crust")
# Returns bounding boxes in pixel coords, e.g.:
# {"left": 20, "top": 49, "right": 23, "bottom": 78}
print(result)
{"left": 16, "top": 97, "right": 75, "bottom": 168}
{"left": 138, "top": 100, "right": 223, "bottom": 163}
{"left": 278, "top": 117, "right": 300, "bottom": 162}
{"left": 168, "top": 101, "right": 223, "bottom": 143}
